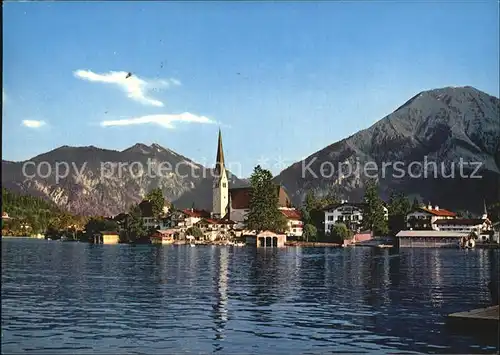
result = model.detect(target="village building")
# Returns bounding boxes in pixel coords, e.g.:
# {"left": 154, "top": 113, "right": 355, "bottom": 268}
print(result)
{"left": 323, "top": 201, "right": 388, "bottom": 233}
{"left": 406, "top": 204, "right": 456, "bottom": 230}
{"left": 195, "top": 218, "right": 236, "bottom": 242}
{"left": 395, "top": 230, "right": 468, "bottom": 248}
{"left": 150, "top": 229, "right": 175, "bottom": 244}
{"left": 280, "top": 208, "right": 303, "bottom": 237}
{"left": 433, "top": 206, "right": 494, "bottom": 242}
{"left": 493, "top": 222, "right": 500, "bottom": 243}
{"left": 245, "top": 230, "right": 287, "bottom": 248}
{"left": 92, "top": 231, "right": 120, "bottom": 244}
{"left": 138, "top": 199, "right": 172, "bottom": 230}
{"left": 399, "top": 202, "right": 498, "bottom": 246}
{"left": 168, "top": 210, "right": 191, "bottom": 228}
{"left": 405, "top": 203, "right": 496, "bottom": 241}
{"left": 181, "top": 209, "right": 211, "bottom": 227}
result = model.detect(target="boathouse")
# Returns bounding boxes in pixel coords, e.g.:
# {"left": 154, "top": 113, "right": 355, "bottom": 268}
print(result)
{"left": 93, "top": 231, "right": 120, "bottom": 244}
{"left": 245, "top": 230, "right": 286, "bottom": 248}
{"left": 395, "top": 230, "right": 468, "bottom": 248}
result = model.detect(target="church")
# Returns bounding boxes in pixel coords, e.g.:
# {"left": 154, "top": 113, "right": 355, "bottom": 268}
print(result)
{"left": 210, "top": 129, "right": 303, "bottom": 238}
{"left": 211, "top": 128, "right": 229, "bottom": 219}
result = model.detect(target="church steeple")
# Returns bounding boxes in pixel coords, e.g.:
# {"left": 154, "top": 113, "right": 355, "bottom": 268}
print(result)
{"left": 482, "top": 200, "right": 488, "bottom": 219}
{"left": 215, "top": 128, "right": 225, "bottom": 176}
{"left": 212, "top": 128, "right": 229, "bottom": 219}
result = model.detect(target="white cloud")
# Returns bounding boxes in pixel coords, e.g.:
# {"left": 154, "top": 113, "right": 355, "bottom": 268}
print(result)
{"left": 22, "top": 120, "right": 46, "bottom": 128}
{"left": 73, "top": 69, "right": 180, "bottom": 107}
{"left": 100, "top": 112, "right": 215, "bottom": 129}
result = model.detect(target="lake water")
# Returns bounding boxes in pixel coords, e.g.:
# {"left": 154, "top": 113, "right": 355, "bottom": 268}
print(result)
{"left": 1, "top": 238, "right": 498, "bottom": 354}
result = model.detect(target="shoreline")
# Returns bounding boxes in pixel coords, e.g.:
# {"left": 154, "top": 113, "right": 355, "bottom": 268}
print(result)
{"left": 285, "top": 241, "right": 342, "bottom": 248}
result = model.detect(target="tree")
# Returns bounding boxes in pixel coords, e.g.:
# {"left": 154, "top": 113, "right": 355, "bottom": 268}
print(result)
{"left": 2, "top": 187, "right": 66, "bottom": 236}
{"left": 302, "top": 223, "right": 317, "bottom": 242}
{"left": 125, "top": 204, "right": 147, "bottom": 243}
{"left": 487, "top": 202, "right": 500, "bottom": 223}
{"left": 84, "top": 217, "right": 118, "bottom": 234}
{"left": 301, "top": 191, "right": 316, "bottom": 225}
{"left": 388, "top": 191, "right": 411, "bottom": 235}
{"left": 244, "top": 165, "right": 287, "bottom": 233}
{"left": 186, "top": 226, "right": 204, "bottom": 240}
{"left": 145, "top": 188, "right": 165, "bottom": 218}
{"left": 301, "top": 190, "right": 335, "bottom": 235}
{"left": 411, "top": 197, "right": 421, "bottom": 211}
{"left": 362, "top": 179, "right": 389, "bottom": 236}
{"left": 331, "top": 223, "right": 350, "bottom": 243}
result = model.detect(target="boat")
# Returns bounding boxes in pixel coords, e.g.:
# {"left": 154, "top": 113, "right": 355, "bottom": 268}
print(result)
{"left": 186, "top": 235, "right": 195, "bottom": 247}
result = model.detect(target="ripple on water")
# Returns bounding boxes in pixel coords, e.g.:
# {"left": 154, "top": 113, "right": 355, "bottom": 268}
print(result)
{"left": 1, "top": 239, "right": 499, "bottom": 354}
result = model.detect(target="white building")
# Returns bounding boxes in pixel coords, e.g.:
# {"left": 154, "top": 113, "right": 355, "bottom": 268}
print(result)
{"left": 433, "top": 207, "right": 494, "bottom": 242}
{"left": 280, "top": 208, "right": 303, "bottom": 237}
{"left": 493, "top": 222, "right": 500, "bottom": 243}
{"left": 323, "top": 201, "right": 388, "bottom": 233}
{"left": 406, "top": 204, "right": 456, "bottom": 230}
{"left": 181, "top": 209, "right": 211, "bottom": 227}
{"left": 195, "top": 218, "right": 235, "bottom": 241}
{"left": 212, "top": 129, "right": 229, "bottom": 219}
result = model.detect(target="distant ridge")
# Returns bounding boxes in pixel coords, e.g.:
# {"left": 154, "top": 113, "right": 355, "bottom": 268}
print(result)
{"left": 2, "top": 86, "right": 499, "bottom": 215}
{"left": 274, "top": 86, "right": 500, "bottom": 213}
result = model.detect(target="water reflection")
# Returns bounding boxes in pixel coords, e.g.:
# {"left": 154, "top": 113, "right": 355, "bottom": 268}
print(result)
{"left": 212, "top": 248, "right": 229, "bottom": 352}
{"left": 1, "top": 239, "right": 498, "bottom": 354}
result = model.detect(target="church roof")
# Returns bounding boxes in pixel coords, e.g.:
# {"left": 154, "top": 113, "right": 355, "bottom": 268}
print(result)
{"left": 229, "top": 185, "right": 292, "bottom": 209}
{"left": 281, "top": 209, "right": 302, "bottom": 220}
{"left": 418, "top": 207, "right": 456, "bottom": 217}
{"left": 138, "top": 200, "right": 154, "bottom": 217}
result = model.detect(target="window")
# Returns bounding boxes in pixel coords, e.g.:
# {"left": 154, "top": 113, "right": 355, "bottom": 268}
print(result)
{"left": 328, "top": 216, "right": 334, "bottom": 221}
{"left": 222, "top": 183, "right": 226, "bottom": 188}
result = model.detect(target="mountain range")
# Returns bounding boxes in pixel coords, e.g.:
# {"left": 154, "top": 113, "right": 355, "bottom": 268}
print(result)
{"left": 274, "top": 86, "right": 500, "bottom": 213}
{"left": 2, "top": 86, "right": 499, "bottom": 216}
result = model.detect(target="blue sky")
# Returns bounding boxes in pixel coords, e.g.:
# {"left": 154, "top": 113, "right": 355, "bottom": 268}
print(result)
{"left": 3, "top": 1, "right": 499, "bottom": 177}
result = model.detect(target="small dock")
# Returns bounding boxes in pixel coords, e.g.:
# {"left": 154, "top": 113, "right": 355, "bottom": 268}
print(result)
{"left": 447, "top": 305, "right": 499, "bottom": 330}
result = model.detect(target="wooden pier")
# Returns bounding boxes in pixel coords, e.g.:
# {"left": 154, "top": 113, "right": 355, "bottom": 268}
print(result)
{"left": 447, "top": 305, "right": 499, "bottom": 332}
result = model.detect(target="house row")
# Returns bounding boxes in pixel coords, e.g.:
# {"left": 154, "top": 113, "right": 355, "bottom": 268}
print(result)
{"left": 130, "top": 189, "right": 303, "bottom": 243}
{"left": 397, "top": 202, "right": 498, "bottom": 247}
{"left": 134, "top": 129, "right": 303, "bottom": 245}
{"left": 405, "top": 203, "right": 494, "bottom": 240}
{"left": 319, "top": 198, "right": 499, "bottom": 246}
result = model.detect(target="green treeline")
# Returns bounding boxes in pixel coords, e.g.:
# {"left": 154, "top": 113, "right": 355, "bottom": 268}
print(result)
{"left": 1, "top": 188, "right": 91, "bottom": 238}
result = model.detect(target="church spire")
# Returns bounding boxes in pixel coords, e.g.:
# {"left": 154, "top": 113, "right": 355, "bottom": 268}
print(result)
{"left": 215, "top": 128, "right": 225, "bottom": 176}
{"left": 482, "top": 200, "right": 488, "bottom": 219}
